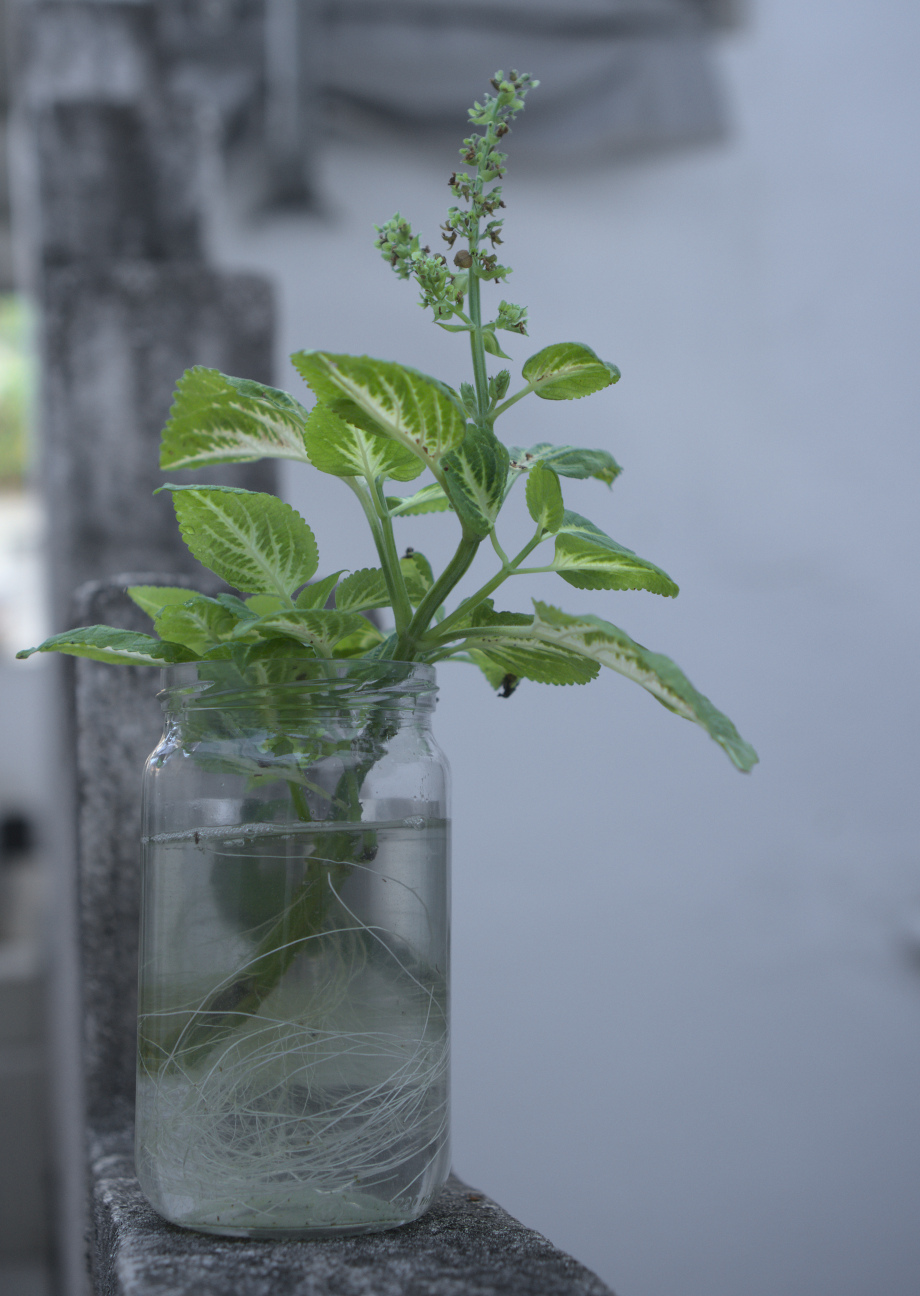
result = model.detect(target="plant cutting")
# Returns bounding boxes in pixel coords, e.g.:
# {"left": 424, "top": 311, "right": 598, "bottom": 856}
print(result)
{"left": 20, "top": 72, "right": 756, "bottom": 1238}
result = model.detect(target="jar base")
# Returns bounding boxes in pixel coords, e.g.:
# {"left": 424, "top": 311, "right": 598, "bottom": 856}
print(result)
{"left": 169, "top": 1213, "right": 421, "bottom": 1241}
{"left": 139, "top": 1177, "right": 445, "bottom": 1240}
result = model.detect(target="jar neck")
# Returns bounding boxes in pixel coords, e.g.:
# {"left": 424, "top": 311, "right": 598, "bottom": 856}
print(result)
{"left": 159, "top": 659, "right": 438, "bottom": 731}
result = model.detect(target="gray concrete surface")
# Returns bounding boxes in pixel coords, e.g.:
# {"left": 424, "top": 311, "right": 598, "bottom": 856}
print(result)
{"left": 90, "top": 1147, "right": 613, "bottom": 1296}
{"left": 13, "top": 1, "right": 278, "bottom": 626}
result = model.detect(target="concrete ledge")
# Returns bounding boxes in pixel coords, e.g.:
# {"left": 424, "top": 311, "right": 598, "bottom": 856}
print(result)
{"left": 90, "top": 1135, "right": 614, "bottom": 1296}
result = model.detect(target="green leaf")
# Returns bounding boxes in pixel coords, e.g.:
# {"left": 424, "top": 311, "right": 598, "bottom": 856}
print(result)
{"left": 294, "top": 572, "right": 345, "bottom": 610}
{"left": 531, "top": 602, "right": 759, "bottom": 771}
{"left": 302, "top": 403, "right": 423, "bottom": 482}
{"left": 227, "top": 638, "right": 318, "bottom": 684}
{"left": 291, "top": 351, "right": 467, "bottom": 465}
{"left": 244, "top": 594, "right": 287, "bottom": 617}
{"left": 216, "top": 593, "right": 257, "bottom": 620}
{"left": 401, "top": 550, "right": 434, "bottom": 592}
{"left": 525, "top": 462, "right": 564, "bottom": 533}
{"left": 160, "top": 367, "right": 311, "bottom": 469}
{"left": 470, "top": 599, "right": 533, "bottom": 628}
{"left": 335, "top": 567, "right": 427, "bottom": 613}
{"left": 127, "top": 585, "right": 204, "bottom": 621}
{"left": 441, "top": 424, "right": 510, "bottom": 538}
{"left": 386, "top": 484, "right": 451, "bottom": 516}
{"left": 521, "top": 342, "right": 620, "bottom": 401}
{"left": 329, "top": 620, "right": 385, "bottom": 657}
{"left": 446, "top": 598, "right": 532, "bottom": 635}
{"left": 153, "top": 596, "right": 243, "bottom": 656}
{"left": 16, "top": 626, "right": 196, "bottom": 667}
{"left": 162, "top": 485, "right": 319, "bottom": 598}
{"left": 242, "top": 609, "right": 369, "bottom": 655}
{"left": 481, "top": 328, "right": 512, "bottom": 359}
{"left": 552, "top": 511, "right": 679, "bottom": 596}
{"left": 467, "top": 636, "right": 599, "bottom": 686}
{"left": 466, "top": 649, "right": 511, "bottom": 691}
{"left": 507, "top": 441, "right": 622, "bottom": 488}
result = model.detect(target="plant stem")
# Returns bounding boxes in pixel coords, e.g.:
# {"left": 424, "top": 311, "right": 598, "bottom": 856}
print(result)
{"left": 424, "top": 524, "right": 547, "bottom": 643}
{"left": 368, "top": 475, "right": 413, "bottom": 633}
{"left": 490, "top": 383, "right": 536, "bottom": 423}
{"left": 395, "top": 531, "right": 481, "bottom": 659}
{"left": 345, "top": 477, "right": 410, "bottom": 635}
{"left": 142, "top": 713, "right": 398, "bottom": 1076}
{"left": 288, "top": 781, "right": 311, "bottom": 822}
{"left": 467, "top": 272, "right": 490, "bottom": 423}
{"left": 490, "top": 529, "right": 510, "bottom": 565}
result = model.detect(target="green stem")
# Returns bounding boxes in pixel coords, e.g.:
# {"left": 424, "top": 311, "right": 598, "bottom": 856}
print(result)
{"left": 491, "top": 383, "right": 536, "bottom": 423}
{"left": 395, "top": 531, "right": 481, "bottom": 659}
{"left": 448, "top": 306, "right": 475, "bottom": 328}
{"left": 490, "top": 529, "right": 510, "bottom": 565}
{"left": 425, "top": 525, "right": 547, "bottom": 642}
{"left": 142, "top": 713, "right": 398, "bottom": 1076}
{"left": 467, "top": 272, "right": 490, "bottom": 423}
{"left": 288, "top": 782, "right": 311, "bottom": 821}
{"left": 345, "top": 476, "right": 385, "bottom": 553}
{"left": 368, "top": 475, "right": 413, "bottom": 633}
{"left": 345, "top": 477, "right": 410, "bottom": 635}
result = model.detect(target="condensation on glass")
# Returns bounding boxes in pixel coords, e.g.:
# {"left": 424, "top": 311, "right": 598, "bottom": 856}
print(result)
{"left": 136, "top": 660, "right": 450, "bottom": 1238}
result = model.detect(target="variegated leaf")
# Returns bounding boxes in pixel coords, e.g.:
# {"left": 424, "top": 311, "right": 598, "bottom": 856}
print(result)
{"left": 441, "top": 424, "right": 509, "bottom": 537}
{"left": 335, "top": 567, "right": 428, "bottom": 613}
{"left": 294, "top": 572, "right": 346, "bottom": 610}
{"left": 160, "top": 368, "right": 311, "bottom": 469}
{"left": 127, "top": 585, "right": 205, "bottom": 620}
{"left": 162, "top": 485, "right": 319, "bottom": 598}
{"left": 531, "top": 602, "right": 758, "bottom": 771}
{"left": 521, "top": 342, "right": 620, "bottom": 401}
{"left": 552, "top": 511, "right": 678, "bottom": 596}
{"left": 462, "top": 635, "right": 599, "bottom": 686}
{"left": 525, "top": 462, "right": 564, "bottom": 533}
{"left": 302, "top": 403, "right": 423, "bottom": 481}
{"left": 386, "top": 484, "right": 452, "bottom": 516}
{"left": 16, "top": 626, "right": 196, "bottom": 667}
{"left": 507, "top": 441, "right": 622, "bottom": 490}
{"left": 154, "top": 596, "right": 244, "bottom": 656}
{"left": 243, "top": 609, "right": 369, "bottom": 655}
{"left": 291, "top": 351, "right": 466, "bottom": 464}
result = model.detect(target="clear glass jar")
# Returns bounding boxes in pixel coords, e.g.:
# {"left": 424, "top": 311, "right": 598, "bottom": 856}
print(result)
{"left": 135, "top": 659, "right": 450, "bottom": 1238}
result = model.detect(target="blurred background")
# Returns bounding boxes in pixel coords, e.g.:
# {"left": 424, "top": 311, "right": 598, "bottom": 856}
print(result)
{"left": 1, "top": 2, "right": 919, "bottom": 1295}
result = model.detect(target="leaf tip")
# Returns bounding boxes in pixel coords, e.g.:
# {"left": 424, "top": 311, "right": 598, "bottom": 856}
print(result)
{"left": 728, "top": 741, "right": 759, "bottom": 773}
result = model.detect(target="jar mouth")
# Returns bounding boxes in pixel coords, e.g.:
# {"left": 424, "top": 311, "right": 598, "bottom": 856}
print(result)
{"left": 159, "top": 658, "right": 437, "bottom": 711}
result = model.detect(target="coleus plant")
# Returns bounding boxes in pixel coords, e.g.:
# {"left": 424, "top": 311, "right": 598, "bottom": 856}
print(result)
{"left": 19, "top": 71, "right": 756, "bottom": 773}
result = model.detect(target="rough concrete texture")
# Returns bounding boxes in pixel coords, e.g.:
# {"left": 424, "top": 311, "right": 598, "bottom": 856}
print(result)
{"left": 15, "top": 1, "right": 278, "bottom": 625}
{"left": 90, "top": 1144, "right": 614, "bottom": 1296}
{"left": 42, "top": 262, "right": 276, "bottom": 622}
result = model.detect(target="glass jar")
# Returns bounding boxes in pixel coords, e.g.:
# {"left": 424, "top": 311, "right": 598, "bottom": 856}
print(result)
{"left": 135, "top": 658, "right": 450, "bottom": 1238}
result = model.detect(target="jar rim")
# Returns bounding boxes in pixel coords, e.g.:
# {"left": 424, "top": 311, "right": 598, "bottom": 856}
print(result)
{"left": 158, "top": 658, "right": 438, "bottom": 708}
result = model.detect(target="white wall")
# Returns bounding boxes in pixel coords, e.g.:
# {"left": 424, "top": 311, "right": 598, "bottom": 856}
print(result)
{"left": 208, "top": 3, "right": 920, "bottom": 1293}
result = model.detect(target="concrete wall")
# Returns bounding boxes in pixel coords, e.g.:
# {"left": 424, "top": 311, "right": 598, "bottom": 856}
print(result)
{"left": 204, "top": 3, "right": 920, "bottom": 1294}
